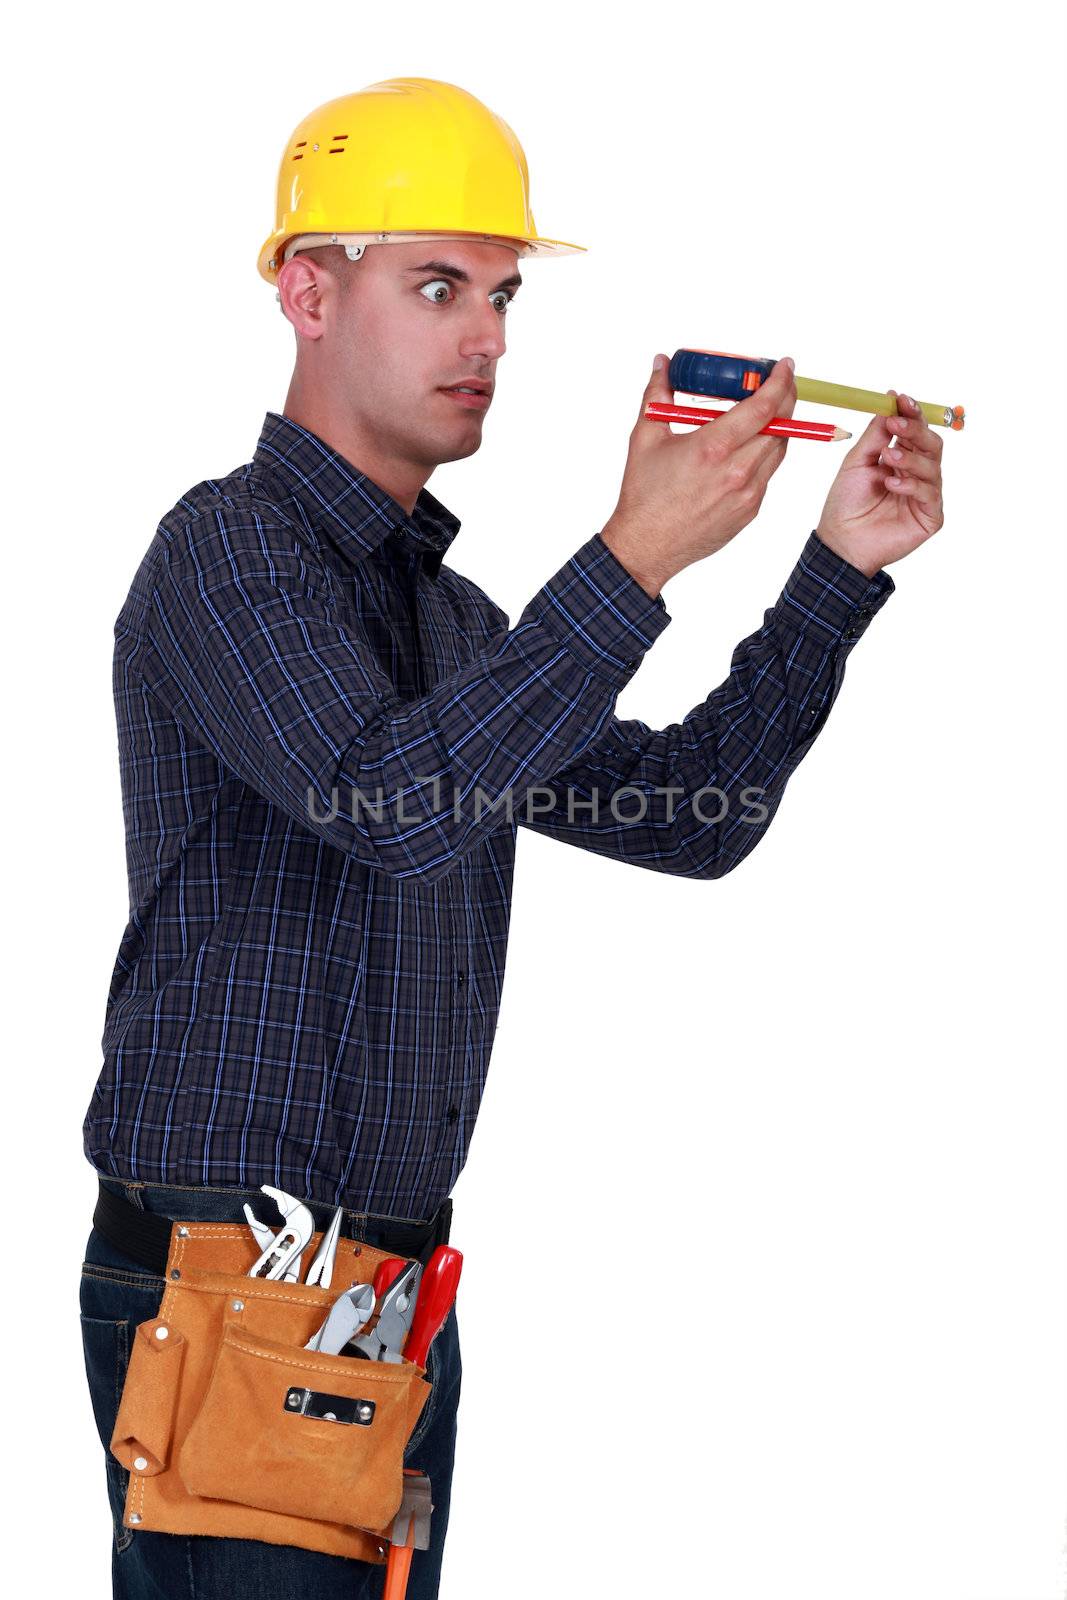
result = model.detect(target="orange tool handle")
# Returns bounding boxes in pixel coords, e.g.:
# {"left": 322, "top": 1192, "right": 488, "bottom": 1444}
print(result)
{"left": 383, "top": 1540, "right": 415, "bottom": 1600}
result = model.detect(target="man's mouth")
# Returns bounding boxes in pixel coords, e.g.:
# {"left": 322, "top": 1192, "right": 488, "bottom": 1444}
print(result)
{"left": 440, "top": 384, "right": 491, "bottom": 409}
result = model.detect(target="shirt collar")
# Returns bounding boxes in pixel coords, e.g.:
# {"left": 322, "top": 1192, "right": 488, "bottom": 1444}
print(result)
{"left": 251, "top": 410, "right": 461, "bottom": 580}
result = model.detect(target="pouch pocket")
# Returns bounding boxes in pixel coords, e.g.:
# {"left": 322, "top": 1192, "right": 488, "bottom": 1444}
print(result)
{"left": 110, "top": 1317, "right": 188, "bottom": 1475}
{"left": 177, "top": 1322, "right": 431, "bottom": 1534}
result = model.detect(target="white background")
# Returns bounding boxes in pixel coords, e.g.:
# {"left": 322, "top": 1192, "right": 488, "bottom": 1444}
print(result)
{"left": 4, "top": 4, "right": 1065, "bottom": 1597}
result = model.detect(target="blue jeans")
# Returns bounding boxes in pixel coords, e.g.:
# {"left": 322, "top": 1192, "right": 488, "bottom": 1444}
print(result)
{"left": 79, "top": 1178, "right": 462, "bottom": 1599}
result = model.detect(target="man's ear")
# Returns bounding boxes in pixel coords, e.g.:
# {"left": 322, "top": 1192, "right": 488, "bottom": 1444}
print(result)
{"left": 277, "top": 255, "right": 330, "bottom": 339}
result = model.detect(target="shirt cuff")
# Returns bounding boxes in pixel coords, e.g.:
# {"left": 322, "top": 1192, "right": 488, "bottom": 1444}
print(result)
{"left": 774, "top": 529, "right": 895, "bottom": 648}
{"left": 528, "top": 531, "right": 672, "bottom": 687}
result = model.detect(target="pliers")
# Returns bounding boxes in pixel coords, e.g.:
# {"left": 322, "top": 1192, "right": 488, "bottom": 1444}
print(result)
{"left": 305, "top": 1281, "right": 376, "bottom": 1353}
{"left": 243, "top": 1187, "right": 343, "bottom": 1286}
{"left": 349, "top": 1259, "right": 423, "bottom": 1362}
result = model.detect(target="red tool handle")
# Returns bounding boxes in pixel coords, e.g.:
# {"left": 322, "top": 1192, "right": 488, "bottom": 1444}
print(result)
{"left": 402, "top": 1246, "right": 463, "bottom": 1368}
{"left": 383, "top": 1248, "right": 463, "bottom": 1599}
{"left": 374, "top": 1257, "right": 408, "bottom": 1299}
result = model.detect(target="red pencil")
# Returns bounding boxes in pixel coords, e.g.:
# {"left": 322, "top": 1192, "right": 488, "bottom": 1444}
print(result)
{"left": 644, "top": 400, "right": 851, "bottom": 443}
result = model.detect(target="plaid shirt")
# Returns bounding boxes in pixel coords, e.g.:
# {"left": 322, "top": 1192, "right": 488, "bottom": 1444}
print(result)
{"left": 83, "top": 410, "right": 895, "bottom": 1218}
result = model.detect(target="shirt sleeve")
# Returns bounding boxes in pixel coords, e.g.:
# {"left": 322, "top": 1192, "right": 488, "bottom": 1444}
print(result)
{"left": 517, "top": 529, "right": 895, "bottom": 878}
{"left": 139, "top": 506, "right": 671, "bottom": 883}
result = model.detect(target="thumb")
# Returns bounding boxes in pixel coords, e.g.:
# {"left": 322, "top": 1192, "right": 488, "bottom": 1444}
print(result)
{"left": 634, "top": 353, "right": 674, "bottom": 435}
{"left": 842, "top": 390, "right": 896, "bottom": 467}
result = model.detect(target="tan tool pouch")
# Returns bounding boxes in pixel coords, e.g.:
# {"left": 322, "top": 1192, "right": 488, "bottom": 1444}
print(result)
{"left": 108, "top": 1219, "right": 431, "bottom": 1565}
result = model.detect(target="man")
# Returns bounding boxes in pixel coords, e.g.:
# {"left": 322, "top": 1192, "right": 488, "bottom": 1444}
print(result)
{"left": 79, "top": 78, "right": 944, "bottom": 1599}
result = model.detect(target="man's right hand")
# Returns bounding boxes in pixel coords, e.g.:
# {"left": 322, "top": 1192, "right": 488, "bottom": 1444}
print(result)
{"left": 599, "top": 353, "right": 799, "bottom": 598}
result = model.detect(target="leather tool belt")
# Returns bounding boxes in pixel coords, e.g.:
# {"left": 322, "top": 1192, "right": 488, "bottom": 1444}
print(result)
{"left": 106, "top": 1211, "right": 434, "bottom": 1566}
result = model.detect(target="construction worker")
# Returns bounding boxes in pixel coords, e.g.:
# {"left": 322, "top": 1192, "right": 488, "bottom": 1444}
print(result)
{"left": 78, "top": 77, "right": 945, "bottom": 1599}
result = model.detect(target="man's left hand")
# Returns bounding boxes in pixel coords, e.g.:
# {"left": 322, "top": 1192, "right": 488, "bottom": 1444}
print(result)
{"left": 815, "top": 390, "right": 945, "bottom": 578}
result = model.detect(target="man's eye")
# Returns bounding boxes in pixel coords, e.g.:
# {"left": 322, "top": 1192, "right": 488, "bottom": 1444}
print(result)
{"left": 417, "top": 280, "right": 514, "bottom": 314}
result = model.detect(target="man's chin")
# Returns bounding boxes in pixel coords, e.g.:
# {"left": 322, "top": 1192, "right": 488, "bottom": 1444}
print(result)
{"left": 434, "top": 429, "right": 484, "bottom": 465}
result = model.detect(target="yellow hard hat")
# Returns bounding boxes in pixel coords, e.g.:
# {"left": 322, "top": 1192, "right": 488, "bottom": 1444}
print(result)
{"left": 257, "top": 78, "right": 586, "bottom": 283}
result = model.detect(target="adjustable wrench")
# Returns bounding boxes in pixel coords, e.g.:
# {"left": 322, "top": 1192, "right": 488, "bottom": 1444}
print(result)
{"left": 245, "top": 1186, "right": 315, "bottom": 1281}
{"left": 243, "top": 1203, "right": 302, "bottom": 1282}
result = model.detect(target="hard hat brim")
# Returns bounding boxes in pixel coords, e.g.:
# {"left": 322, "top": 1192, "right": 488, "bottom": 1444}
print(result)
{"left": 258, "top": 228, "right": 587, "bottom": 282}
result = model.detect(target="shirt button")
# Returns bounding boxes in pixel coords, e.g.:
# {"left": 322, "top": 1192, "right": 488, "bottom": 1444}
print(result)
{"left": 446, "top": 1104, "right": 459, "bottom": 1124}
{"left": 455, "top": 971, "right": 467, "bottom": 988}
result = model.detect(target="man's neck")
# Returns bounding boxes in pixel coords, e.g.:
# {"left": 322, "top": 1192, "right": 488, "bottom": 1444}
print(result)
{"left": 282, "top": 385, "right": 429, "bottom": 518}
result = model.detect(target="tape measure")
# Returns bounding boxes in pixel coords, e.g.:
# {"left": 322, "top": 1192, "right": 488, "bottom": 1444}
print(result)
{"left": 667, "top": 349, "right": 777, "bottom": 402}
{"left": 666, "top": 347, "right": 965, "bottom": 430}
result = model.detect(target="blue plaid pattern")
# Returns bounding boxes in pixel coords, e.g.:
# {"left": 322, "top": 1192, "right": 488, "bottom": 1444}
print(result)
{"left": 83, "top": 411, "right": 894, "bottom": 1216}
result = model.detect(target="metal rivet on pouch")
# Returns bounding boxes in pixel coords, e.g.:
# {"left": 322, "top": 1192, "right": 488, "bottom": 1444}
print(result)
{"left": 232, "top": 1300, "right": 245, "bottom": 1312}
{"left": 154, "top": 1326, "right": 169, "bottom": 1341}
{"left": 358, "top": 1403, "right": 373, "bottom": 1422}
{"left": 134, "top": 1456, "right": 148, "bottom": 1472}
{"left": 324, "top": 1411, "right": 337, "bottom": 1421}
{"left": 129, "top": 1513, "right": 142, "bottom": 1525}
{"left": 177, "top": 1226, "right": 190, "bottom": 1238}
{"left": 170, "top": 1269, "right": 180, "bottom": 1280}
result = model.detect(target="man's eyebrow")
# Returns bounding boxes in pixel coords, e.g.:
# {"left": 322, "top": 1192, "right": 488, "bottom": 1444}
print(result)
{"left": 402, "top": 260, "right": 523, "bottom": 292}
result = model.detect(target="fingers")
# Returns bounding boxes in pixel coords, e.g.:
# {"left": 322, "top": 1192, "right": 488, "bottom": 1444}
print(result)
{"left": 884, "top": 389, "right": 944, "bottom": 460}
{"left": 702, "top": 357, "right": 796, "bottom": 456}
{"left": 749, "top": 433, "right": 789, "bottom": 496}
{"left": 881, "top": 454, "right": 943, "bottom": 509}
{"left": 842, "top": 409, "right": 894, "bottom": 469}
{"left": 635, "top": 353, "right": 676, "bottom": 435}
{"left": 879, "top": 439, "right": 939, "bottom": 485}
{"left": 880, "top": 389, "right": 944, "bottom": 509}
{"left": 724, "top": 422, "right": 789, "bottom": 485}
{"left": 882, "top": 471, "right": 942, "bottom": 508}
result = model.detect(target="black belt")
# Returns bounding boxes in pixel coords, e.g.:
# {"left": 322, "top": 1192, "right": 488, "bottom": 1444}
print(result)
{"left": 93, "top": 1178, "right": 452, "bottom": 1276}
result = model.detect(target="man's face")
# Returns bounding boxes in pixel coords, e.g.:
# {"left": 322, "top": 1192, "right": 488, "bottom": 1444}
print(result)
{"left": 324, "top": 238, "right": 522, "bottom": 471}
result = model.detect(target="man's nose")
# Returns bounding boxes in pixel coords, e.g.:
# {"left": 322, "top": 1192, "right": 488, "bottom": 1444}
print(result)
{"left": 459, "top": 299, "right": 507, "bottom": 363}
